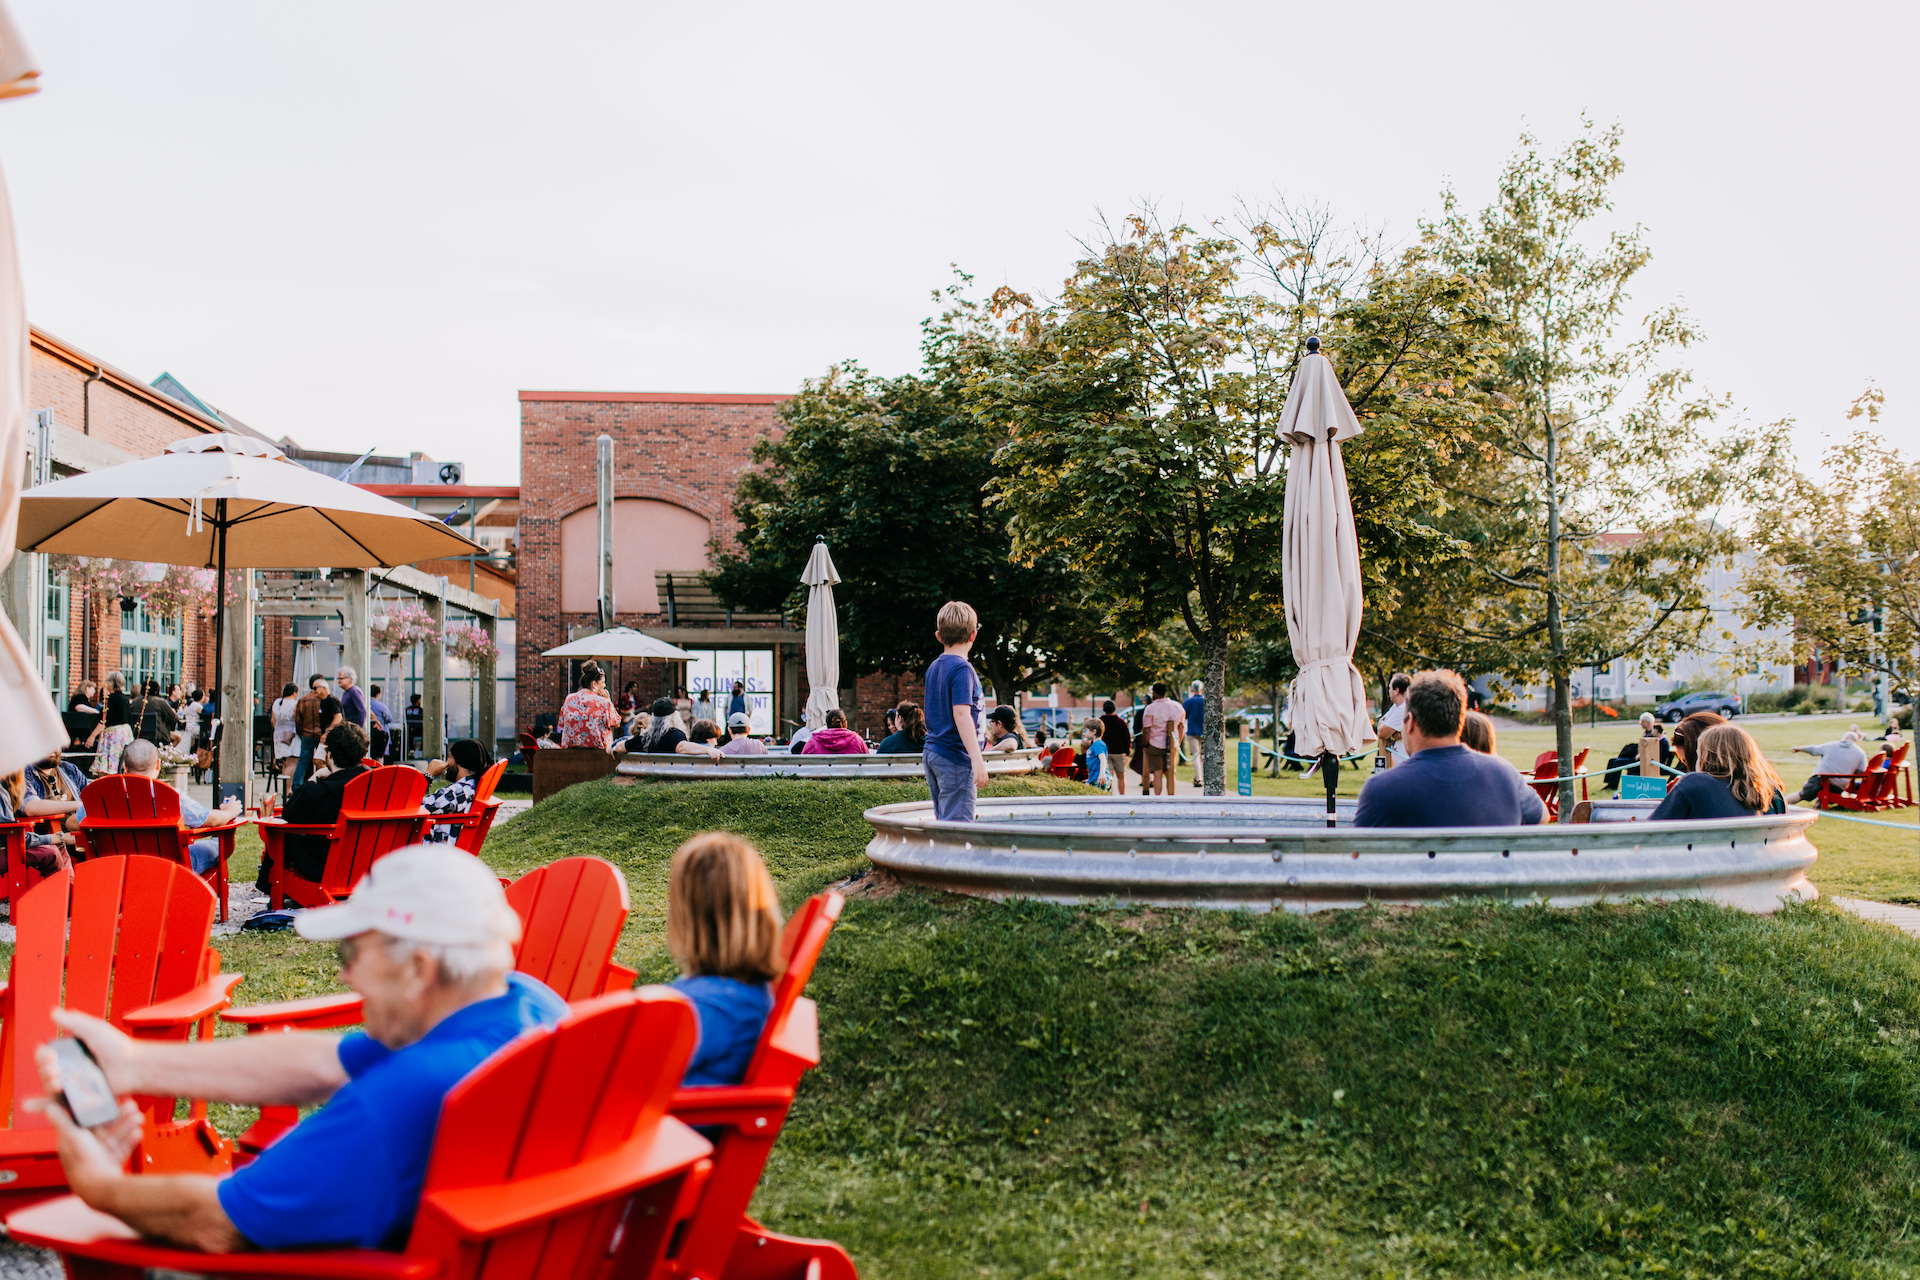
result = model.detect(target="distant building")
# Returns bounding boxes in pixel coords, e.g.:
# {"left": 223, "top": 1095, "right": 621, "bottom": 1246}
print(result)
{"left": 516, "top": 390, "right": 819, "bottom": 735}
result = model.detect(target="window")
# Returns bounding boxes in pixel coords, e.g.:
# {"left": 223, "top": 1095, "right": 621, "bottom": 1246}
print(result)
{"left": 119, "top": 600, "right": 180, "bottom": 694}
{"left": 42, "top": 566, "right": 66, "bottom": 702}
{"left": 683, "top": 649, "right": 774, "bottom": 734}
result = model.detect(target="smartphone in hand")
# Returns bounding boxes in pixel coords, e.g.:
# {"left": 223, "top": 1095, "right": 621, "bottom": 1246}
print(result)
{"left": 50, "top": 1038, "right": 120, "bottom": 1128}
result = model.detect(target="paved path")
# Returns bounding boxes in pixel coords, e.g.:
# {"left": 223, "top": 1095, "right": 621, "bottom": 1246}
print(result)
{"left": 1833, "top": 897, "right": 1920, "bottom": 936}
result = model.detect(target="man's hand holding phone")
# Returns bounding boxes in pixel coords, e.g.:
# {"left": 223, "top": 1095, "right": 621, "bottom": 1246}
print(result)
{"left": 28, "top": 1030, "right": 144, "bottom": 1191}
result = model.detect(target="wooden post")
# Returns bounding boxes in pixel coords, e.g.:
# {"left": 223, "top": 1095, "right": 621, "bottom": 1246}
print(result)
{"left": 424, "top": 580, "right": 446, "bottom": 760}
{"left": 216, "top": 570, "right": 254, "bottom": 802}
{"left": 338, "top": 569, "right": 369, "bottom": 724}
{"left": 1638, "top": 734, "right": 1659, "bottom": 777}
{"left": 476, "top": 612, "right": 498, "bottom": 749}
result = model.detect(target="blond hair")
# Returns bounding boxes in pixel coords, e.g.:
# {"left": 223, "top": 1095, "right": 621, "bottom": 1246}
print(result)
{"left": 936, "top": 601, "right": 979, "bottom": 646}
{"left": 667, "top": 833, "right": 784, "bottom": 983}
{"left": 1695, "top": 724, "right": 1785, "bottom": 813}
{"left": 1460, "top": 710, "right": 1497, "bottom": 755}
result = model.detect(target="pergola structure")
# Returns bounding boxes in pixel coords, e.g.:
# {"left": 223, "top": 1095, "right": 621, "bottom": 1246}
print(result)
{"left": 253, "top": 565, "right": 500, "bottom": 763}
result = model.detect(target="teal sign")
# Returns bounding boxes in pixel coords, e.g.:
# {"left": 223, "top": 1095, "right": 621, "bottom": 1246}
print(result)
{"left": 1238, "top": 740, "right": 1254, "bottom": 796}
{"left": 1620, "top": 774, "right": 1666, "bottom": 801}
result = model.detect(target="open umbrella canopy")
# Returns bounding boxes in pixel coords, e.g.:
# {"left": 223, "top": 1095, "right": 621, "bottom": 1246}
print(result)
{"left": 801, "top": 538, "right": 841, "bottom": 730}
{"left": 543, "top": 626, "right": 695, "bottom": 661}
{"left": 1280, "top": 346, "right": 1373, "bottom": 762}
{"left": 14, "top": 434, "right": 484, "bottom": 567}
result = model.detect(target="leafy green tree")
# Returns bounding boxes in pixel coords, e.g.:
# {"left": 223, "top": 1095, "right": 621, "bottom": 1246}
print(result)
{"left": 709, "top": 290, "right": 1175, "bottom": 705}
{"left": 1426, "top": 121, "right": 1787, "bottom": 809}
{"left": 976, "top": 206, "right": 1494, "bottom": 794}
{"left": 1744, "top": 393, "right": 1920, "bottom": 709}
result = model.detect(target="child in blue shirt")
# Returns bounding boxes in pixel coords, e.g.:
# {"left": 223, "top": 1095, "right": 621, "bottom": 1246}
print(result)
{"left": 1079, "top": 719, "right": 1111, "bottom": 789}
{"left": 668, "top": 832, "right": 785, "bottom": 1087}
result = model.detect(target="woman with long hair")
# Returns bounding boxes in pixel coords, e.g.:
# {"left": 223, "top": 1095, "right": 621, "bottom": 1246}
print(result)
{"left": 876, "top": 702, "right": 927, "bottom": 754}
{"left": 89, "top": 671, "right": 135, "bottom": 776}
{"left": 1669, "top": 711, "right": 1726, "bottom": 773}
{"left": 1648, "top": 723, "right": 1787, "bottom": 819}
{"left": 271, "top": 681, "right": 302, "bottom": 782}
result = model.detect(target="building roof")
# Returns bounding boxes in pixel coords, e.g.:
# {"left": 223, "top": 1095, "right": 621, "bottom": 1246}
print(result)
{"left": 32, "top": 327, "right": 279, "bottom": 443}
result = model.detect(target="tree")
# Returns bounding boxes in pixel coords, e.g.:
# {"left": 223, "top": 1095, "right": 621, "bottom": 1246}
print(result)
{"left": 977, "top": 205, "right": 1494, "bottom": 794}
{"left": 1427, "top": 121, "right": 1787, "bottom": 810}
{"left": 1744, "top": 393, "right": 1920, "bottom": 709}
{"left": 708, "top": 285, "right": 1176, "bottom": 705}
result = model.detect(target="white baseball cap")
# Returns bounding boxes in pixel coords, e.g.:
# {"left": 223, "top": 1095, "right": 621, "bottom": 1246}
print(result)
{"left": 296, "top": 845, "right": 521, "bottom": 948}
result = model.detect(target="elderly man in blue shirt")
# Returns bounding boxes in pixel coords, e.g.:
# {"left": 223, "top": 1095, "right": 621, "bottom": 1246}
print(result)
{"left": 29, "top": 846, "right": 565, "bottom": 1253}
{"left": 118, "top": 738, "right": 243, "bottom": 874}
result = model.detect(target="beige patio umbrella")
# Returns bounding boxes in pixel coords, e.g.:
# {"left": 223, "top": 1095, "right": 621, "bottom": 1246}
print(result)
{"left": 542, "top": 627, "right": 695, "bottom": 662}
{"left": 16, "top": 434, "right": 484, "bottom": 779}
{"left": 801, "top": 538, "right": 841, "bottom": 731}
{"left": 1280, "top": 338, "right": 1372, "bottom": 826}
{"left": 0, "top": 7, "right": 61, "bottom": 775}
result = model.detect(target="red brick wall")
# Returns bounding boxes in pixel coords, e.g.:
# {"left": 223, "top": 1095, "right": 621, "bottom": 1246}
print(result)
{"left": 517, "top": 393, "right": 787, "bottom": 719}
{"left": 30, "top": 332, "right": 231, "bottom": 698}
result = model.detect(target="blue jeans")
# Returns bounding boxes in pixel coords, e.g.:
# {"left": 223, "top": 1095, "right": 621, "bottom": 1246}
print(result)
{"left": 924, "top": 749, "right": 976, "bottom": 822}
{"left": 189, "top": 839, "right": 218, "bottom": 875}
{"left": 293, "top": 735, "right": 319, "bottom": 788}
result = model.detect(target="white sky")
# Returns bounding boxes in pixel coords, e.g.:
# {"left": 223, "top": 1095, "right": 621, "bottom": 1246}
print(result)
{"left": 0, "top": 1, "right": 1911, "bottom": 485}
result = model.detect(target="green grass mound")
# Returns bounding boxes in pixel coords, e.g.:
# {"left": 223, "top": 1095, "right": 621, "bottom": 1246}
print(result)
{"left": 186, "top": 778, "right": 1920, "bottom": 1276}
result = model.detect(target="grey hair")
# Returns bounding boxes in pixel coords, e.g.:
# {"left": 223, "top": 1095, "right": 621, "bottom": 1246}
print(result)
{"left": 121, "top": 739, "right": 159, "bottom": 772}
{"left": 380, "top": 933, "right": 514, "bottom": 986}
{"left": 106, "top": 670, "right": 125, "bottom": 692}
{"left": 336, "top": 666, "right": 356, "bottom": 681}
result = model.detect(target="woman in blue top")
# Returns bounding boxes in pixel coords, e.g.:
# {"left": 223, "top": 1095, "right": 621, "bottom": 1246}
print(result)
{"left": 1648, "top": 724, "right": 1788, "bottom": 820}
{"left": 668, "top": 831, "right": 783, "bottom": 1087}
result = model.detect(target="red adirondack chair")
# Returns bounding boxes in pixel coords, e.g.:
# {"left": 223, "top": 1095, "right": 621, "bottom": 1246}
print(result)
{"left": 656, "top": 891, "right": 854, "bottom": 1280}
{"left": 6, "top": 987, "right": 716, "bottom": 1280}
{"left": 428, "top": 759, "right": 509, "bottom": 854}
{"left": 1821, "top": 748, "right": 1904, "bottom": 812}
{"left": 1888, "top": 743, "right": 1917, "bottom": 808}
{"left": 0, "top": 857, "right": 241, "bottom": 1208}
{"left": 1047, "top": 746, "right": 1077, "bottom": 778}
{"left": 1528, "top": 748, "right": 1592, "bottom": 818}
{"left": 221, "top": 856, "right": 640, "bottom": 1155}
{"left": 74, "top": 775, "right": 245, "bottom": 922}
{"left": 257, "top": 765, "right": 430, "bottom": 910}
{"left": 0, "top": 816, "right": 46, "bottom": 910}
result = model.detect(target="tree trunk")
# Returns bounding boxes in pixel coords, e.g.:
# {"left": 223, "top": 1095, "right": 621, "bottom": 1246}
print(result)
{"left": 1268, "top": 680, "right": 1281, "bottom": 776}
{"left": 1203, "top": 632, "right": 1229, "bottom": 796}
{"left": 1552, "top": 668, "right": 1575, "bottom": 818}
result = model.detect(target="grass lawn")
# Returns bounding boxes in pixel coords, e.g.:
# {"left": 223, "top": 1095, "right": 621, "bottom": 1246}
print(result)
{"left": 112, "top": 773, "right": 1920, "bottom": 1277}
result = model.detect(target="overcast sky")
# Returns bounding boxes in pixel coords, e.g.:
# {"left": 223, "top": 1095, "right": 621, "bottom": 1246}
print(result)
{"left": 0, "top": 1, "right": 1910, "bottom": 484}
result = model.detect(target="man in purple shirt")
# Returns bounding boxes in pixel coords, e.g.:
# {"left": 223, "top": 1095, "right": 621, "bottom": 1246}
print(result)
{"left": 336, "top": 666, "right": 368, "bottom": 731}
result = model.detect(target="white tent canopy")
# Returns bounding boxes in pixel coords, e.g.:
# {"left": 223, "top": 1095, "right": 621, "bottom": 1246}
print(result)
{"left": 542, "top": 627, "right": 695, "bottom": 661}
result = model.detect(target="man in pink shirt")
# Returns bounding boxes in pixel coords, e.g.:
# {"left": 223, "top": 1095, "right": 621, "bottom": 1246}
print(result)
{"left": 1139, "top": 682, "right": 1186, "bottom": 796}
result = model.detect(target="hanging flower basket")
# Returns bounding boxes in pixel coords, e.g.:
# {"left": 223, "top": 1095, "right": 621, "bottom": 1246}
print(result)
{"left": 48, "top": 556, "right": 217, "bottom": 617}
{"left": 445, "top": 622, "right": 498, "bottom": 665}
{"left": 370, "top": 604, "right": 440, "bottom": 659}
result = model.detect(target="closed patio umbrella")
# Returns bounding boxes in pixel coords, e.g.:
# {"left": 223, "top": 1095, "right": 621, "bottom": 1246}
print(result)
{"left": 801, "top": 538, "right": 840, "bottom": 731}
{"left": 1280, "top": 339, "right": 1372, "bottom": 826}
{"left": 0, "top": 9, "right": 61, "bottom": 775}
{"left": 16, "top": 433, "right": 484, "bottom": 781}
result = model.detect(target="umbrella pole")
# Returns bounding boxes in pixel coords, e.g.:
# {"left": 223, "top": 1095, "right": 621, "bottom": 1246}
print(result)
{"left": 1320, "top": 750, "right": 1339, "bottom": 828}
{"left": 209, "top": 501, "right": 227, "bottom": 805}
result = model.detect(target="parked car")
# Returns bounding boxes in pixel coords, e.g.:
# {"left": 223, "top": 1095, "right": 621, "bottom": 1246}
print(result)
{"left": 1654, "top": 690, "right": 1740, "bottom": 722}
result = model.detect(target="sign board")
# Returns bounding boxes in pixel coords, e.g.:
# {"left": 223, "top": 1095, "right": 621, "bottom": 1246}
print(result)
{"left": 1619, "top": 774, "right": 1666, "bottom": 801}
{"left": 1237, "top": 740, "right": 1254, "bottom": 796}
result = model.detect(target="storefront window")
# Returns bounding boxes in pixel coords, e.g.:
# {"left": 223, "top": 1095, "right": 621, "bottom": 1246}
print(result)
{"left": 119, "top": 600, "right": 180, "bottom": 693}
{"left": 683, "top": 649, "right": 774, "bottom": 734}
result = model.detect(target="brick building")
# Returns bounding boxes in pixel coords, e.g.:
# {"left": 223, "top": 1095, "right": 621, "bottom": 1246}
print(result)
{"left": 2, "top": 328, "right": 274, "bottom": 706}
